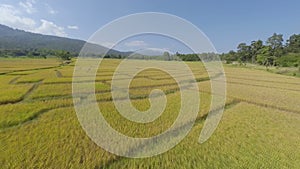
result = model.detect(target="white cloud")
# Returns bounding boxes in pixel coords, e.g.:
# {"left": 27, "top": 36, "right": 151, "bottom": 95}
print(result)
{"left": 100, "top": 42, "right": 115, "bottom": 48}
{"left": 48, "top": 9, "right": 58, "bottom": 15}
{"left": 136, "top": 48, "right": 173, "bottom": 56}
{"left": 19, "top": 0, "right": 36, "bottom": 14}
{"left": 147, "top": 47, "right": 171, "bottom": 52}
{"left": 0, "top": 3, "right": 67, "bottom": 37}
{"left": 0, "top": 4, "right": 36, "bottom": 30}
{"left": 124, "top": 40, "right": 148, "bottom": 47}
{"left": 34, "top": 19, "right": 67, "bottom": 37}
{"left": 67, "top": 25, "right": 79, "bottom": 30}
{"left": 45, "top": 3, "right": 58, "bottom": 15}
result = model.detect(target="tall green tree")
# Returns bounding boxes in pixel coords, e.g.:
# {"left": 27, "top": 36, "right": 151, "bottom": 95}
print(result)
{"left": 56, "top": 50, "right": 72, "bottom": 60}
{"left": 237, "top": 43, "right": 251, "bottom": 62}
{"left": 266, "top": 33, "right": 284, "bottom": 57}
{"left": 256, "top": 46, "right": 276, "bottom": 68}
{"left": 250, "top": 40, "right": 263, "bottom": 63}
{"left": 286, "top": 34, "right": 300, "bottom": 53}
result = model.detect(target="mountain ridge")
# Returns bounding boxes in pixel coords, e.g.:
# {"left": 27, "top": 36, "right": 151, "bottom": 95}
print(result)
{"left": 0, "top": 24, "right": 131, "bottom": 56}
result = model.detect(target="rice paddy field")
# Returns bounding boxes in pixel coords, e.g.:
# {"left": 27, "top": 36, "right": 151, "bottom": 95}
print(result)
{"left": 0, "top": 58, "right": 300, "bottom": 168}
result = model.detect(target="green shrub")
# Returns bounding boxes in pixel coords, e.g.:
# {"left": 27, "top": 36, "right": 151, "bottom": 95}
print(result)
{"left": 276, "top": 53, "right": 300, "bottom": 67}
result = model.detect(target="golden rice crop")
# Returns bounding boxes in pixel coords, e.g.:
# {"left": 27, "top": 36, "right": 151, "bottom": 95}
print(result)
{"left": 16, "top": 69, "right": 57, "bottom": 83}
{"left": 1, "top": 58, "right": 300, "bottom": 168}
{"left": 0, "top": 58, "right": 61, "bottom": 73}
{"left": 105, "top": 102, "right": 300, "bottom": 168}
{"left": 0, "top": 84, "right": 33, "bottom": 104}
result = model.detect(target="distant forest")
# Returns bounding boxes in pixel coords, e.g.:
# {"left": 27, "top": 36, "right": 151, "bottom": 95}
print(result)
{"left": 220, "top": 33, "right": 300, "bottom": 67}
{"left": 0, "top": 24, "right": 299, "bottom": 67}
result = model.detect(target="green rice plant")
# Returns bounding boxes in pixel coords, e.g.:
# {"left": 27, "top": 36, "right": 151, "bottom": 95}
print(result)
{"left": 0, "top": 75, "right": 19, "bottom": 84}
{"left": 7, "top": 70, "right": 37, "bottom": 76}
{"left": 29, "top": 82, "right": 110, "bottom": 99}
{"left": 16, "top": 69, "right": 57, "bottom": 83}
{"left": 28, "top": 83, "right": 72, "bottom": 99}
{"left": 43, "top": 77, "right": 73, "bottom": 84}
{"left": 0, "top": 84, "right": 33, "bottom": 104}
{"left": 0, "top": 99, "right": 76, "bottom": 129}
{"left": 0, "top": 58, "right": 61, "bottom": 74}
{"left": 55, "top": 67, "right": 75, "bottom": 77}
{"left": 0, "top": 107, "right": 116, "bottom": 169}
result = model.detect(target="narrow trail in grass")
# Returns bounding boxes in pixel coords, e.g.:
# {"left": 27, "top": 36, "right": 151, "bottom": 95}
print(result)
{"left": 20, "top": 80, "right": 43, "bottom": 102}
{"left": 55, "top": 70, "right": 63, "bottom": 77}
{"left": 8, "top": 76, "right": 20, "bottom": 84}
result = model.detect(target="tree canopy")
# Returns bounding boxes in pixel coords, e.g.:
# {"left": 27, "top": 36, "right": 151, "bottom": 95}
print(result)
{"left": 221, "top": 33, "right": 300, "bottom": 67}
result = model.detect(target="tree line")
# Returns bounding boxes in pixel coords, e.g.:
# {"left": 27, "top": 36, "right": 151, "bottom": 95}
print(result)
{"left": 0, "top": 48, "right": 75, "bottom": 60}
{"left": 221, "top": 33, "right": 300, "bottom": 67}
{"left": 175, "top": 52, "right": 220, "bottom": 61}
{"left": 1, "top": 33, "right": 299, "bottom": 67}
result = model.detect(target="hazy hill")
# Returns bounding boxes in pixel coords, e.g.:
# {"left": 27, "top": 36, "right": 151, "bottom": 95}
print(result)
{"left": 0, "top": 24, "right": 130, "bottom": 56}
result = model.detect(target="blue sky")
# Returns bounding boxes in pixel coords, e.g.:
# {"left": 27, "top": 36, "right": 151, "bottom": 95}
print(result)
{"left": 0, "top": 0, "right": 300, "bottom": 53}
